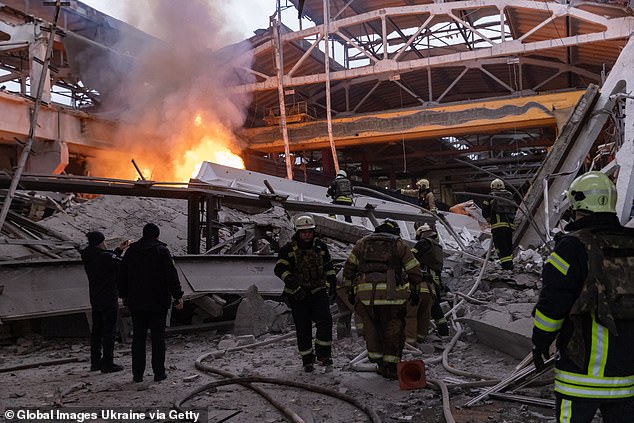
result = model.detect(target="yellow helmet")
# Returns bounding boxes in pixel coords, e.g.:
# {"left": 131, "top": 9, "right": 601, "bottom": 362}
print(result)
{"left": 567, "top": 171, "right": 617, "bottom": 214}
{"left": 491, "top": 178, "right": 505, "bottom": 190}
{"left": 416, "top": 179, "right": 430, "bottom": 189}
{"left": 294, "top": 215, "right": 316, "bottom": 230}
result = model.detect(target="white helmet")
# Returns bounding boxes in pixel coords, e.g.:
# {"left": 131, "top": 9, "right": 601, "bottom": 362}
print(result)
{"left": 415, "top": 223, "right": 435, "bottom": 240}
{"left": 294, "top": 215, "right": 316, "bottom": 230}
{"left": 416, "top": 178, "right": 430, "bottom": 189}
{"left": 337, "top": 170, "right": 347, "bottom": 178}
{"left": 491, "top": 178, "right": 505, "bottom": 190}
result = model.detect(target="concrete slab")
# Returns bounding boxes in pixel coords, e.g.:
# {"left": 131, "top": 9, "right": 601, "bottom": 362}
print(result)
{"left": 462, "top": 314, "right": 532, "bottom": 360}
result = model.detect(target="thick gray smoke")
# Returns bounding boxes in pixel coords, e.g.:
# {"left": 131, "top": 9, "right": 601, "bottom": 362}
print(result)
{"left": 74, "top": 0, "right": 255, "bottom": 180}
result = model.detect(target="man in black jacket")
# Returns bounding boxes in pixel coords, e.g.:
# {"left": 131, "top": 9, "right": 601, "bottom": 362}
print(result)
{"left": 119, "top": 223, "right": 184, "bottom": 383}
{"left": 532, "top": 172, "right": 634, "bottom": 422}
{"left": 80, "top": 231, "right": 130, "bottom": 373}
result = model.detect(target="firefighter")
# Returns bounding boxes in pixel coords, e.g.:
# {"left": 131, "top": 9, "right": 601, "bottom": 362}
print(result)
{"left": 342, "top": 219, "right": 427, "bottom": 379}
{"left": 274, "top": 215, "right": 337, "bottom": 373}
{"left": 401, "top": 178, "right": 437, "bottom": 213}
{"left": 327, "top": 169, "right": 353, "bottom": 223}
{"left": 482, "top": 178, "right": 516, "bottom": 271}
{"left": 411, "top": 224, "right": 449, "bottom": 339}
{"left": 532, "top": 171, "right": 634, "bottom": 422}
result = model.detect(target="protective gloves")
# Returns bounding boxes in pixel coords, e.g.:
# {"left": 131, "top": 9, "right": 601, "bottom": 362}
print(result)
{"left": 409, "top": 289, "right": 420, "bottom": 306}
{"left": 531, "top": 325, "right": 556, "bottom": 372}
{"left": 292, "top": 287, "right": 307, "bottom": 302}
{"left": 327, "top": 277, "right": 337, "bottom": 303}
{"left": 532, "top": 346, "right": 550, "bottom": 372}
{"left": 347, "top": 291, "right": 356, "bottom": 306}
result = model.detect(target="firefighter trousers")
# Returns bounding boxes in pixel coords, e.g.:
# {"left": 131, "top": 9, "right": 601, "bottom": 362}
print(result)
{"left": 492, "top": 226, "right": 514, "bottom": 270}
{"left": 404, "top": 293, "right": 433, "bottom": 344}
{"left": 355, "top": 302, "right": 406, "bottom": 365}
{"left": 555, "top": 393, "right": 634, "bottom": 423}
{"left": 289, "top": 289, "right": 333, "bottom": 365}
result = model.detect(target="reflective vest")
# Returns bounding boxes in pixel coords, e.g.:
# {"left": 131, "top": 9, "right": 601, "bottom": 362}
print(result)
{"left": 291, "top": 242, "right": 326, "bottom": 290}
{"left": 490, "top": 189, "right": 516, "bottom": 216}
{"left": 353, "top": 233, "right": 412, "bottom": 305}
{"left": 333, "top": 177, "right": 352, "bottom": 198}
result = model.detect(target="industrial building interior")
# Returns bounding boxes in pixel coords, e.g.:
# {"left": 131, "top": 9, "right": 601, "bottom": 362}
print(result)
{"left": 0, "top": 0, "right": 633, "bottom": 422}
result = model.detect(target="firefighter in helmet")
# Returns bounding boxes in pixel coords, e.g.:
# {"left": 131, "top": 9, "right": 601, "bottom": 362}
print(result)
{"left": 401, "top": 178, "right": 437, "bottom": 213}
{"left": 410, "top": 223, "right": 449, "bottom": 339}
{"left": 342, "top": 219, "right": 428, "bottom": 379}
{"left": 274, "top": 215, "right": 337, "bottom": 372}
{"left": 327, "top": 169, "right": 353, "bottom": 223}
{"left": 532, "top": 171, "right": 634, "bottom": 422}
{"left": 482, "top": 178, "right": 517, "bottom": 271}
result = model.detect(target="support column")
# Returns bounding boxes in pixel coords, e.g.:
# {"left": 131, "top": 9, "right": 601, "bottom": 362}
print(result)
{"left": 321, "top": 148, "right": 335, "bottom": 178}
{"left": 187, "top": 194, "right": 201, "bottom": 254}
{"left": 29, "top": 24, "right": 51, "bottom": 103}
{"left": 389, "top": 170, "right": 397, "bottom": 189}
{"left": 361, "top": 160, "right": 369, "bottom": 184}
{"left": 205, "top": 196, "right": 221, "bottom": 252}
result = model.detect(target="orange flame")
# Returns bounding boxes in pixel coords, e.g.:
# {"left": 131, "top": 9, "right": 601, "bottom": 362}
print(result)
{"left": 87, "top": 112, "right": 244, "bottom": 182}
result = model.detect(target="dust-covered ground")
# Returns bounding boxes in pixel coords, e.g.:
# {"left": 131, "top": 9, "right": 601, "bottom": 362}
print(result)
{"left": 0, "top": 322, "right": 559, "bottom": 423}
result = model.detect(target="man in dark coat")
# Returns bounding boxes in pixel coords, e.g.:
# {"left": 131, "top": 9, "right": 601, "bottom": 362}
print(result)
{"left": 119, "top": 223, "right": 184, "bottom": 383}
{"left": 80, "top": 231, "right": 130, "bottom": 373}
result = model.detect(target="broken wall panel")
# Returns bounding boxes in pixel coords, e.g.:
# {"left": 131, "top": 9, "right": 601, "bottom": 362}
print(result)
{"left": 0, "top": 255, "right": 281, "bottom": 322}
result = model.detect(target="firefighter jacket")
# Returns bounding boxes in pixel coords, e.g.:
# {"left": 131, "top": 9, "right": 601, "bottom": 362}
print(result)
{"left": 342, "top": 232, "right": 423, "bottom": 306}
{"left": 274, "top": 234, "right": 337, "bottom": 296}
{"left": 482, "top": 189, "right": 516, "bottom": 230}
{"left": 411, "top": 238, "right": 443, "bottom": 296}
{"left": 327, "top": 176, "right": 353, "bottom": 204}
{"left": 402, "top": 188, "right": 436, "bottom": 212}
{"left": 532, "top": 212, "right": 634, "bottom": 400}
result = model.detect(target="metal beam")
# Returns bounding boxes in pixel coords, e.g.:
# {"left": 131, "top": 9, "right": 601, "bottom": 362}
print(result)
{"left": 241, "top": 90, "right": 585, "bottom": 152}
{"left": 231, "top": 1, "right": 634, "bottom": 94}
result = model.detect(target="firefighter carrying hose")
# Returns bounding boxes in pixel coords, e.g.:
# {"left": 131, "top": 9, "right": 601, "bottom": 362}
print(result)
{"left": 342, "top": 219, "right": 427, "bottom": 379}
{"left": 532, "top": 171, "right": 634, "bottom": 422}
{"left": 275, "top": 215, "right": 337, "bottom": 373}
{"left": 482, "top": 178, "right": 517, "bottom": 271}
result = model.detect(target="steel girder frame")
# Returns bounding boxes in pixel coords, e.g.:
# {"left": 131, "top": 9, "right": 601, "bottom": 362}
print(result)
{"left": 232, "top": 0, "right": 634, "bottom": 97}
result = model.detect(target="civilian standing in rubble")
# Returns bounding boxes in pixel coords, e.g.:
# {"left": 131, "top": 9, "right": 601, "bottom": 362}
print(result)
{"left": 532, "top": 172, "right": 634, "bottom": 422}
{"left": 274, "top": 215, "right": 337, "bottom": 372}
{"left": 342, "top": 219, "right": 425, "bottom": 379}
{"left": 119, "top": 223, "right": 184, "bottom": 383}
{"left": 482, "top": 178, "right": 516, "bottom": 271}
{"left": 410, "top": 224, "right": 449, "bottom": 339}
{"left": 401, "top": 178, "right": 437, "bottom": 213}
{"left": 326, "top": 169, "right": 353, "bottom": 223}
{"left": 80, "top": 231, "right": 130, "bottom": 373}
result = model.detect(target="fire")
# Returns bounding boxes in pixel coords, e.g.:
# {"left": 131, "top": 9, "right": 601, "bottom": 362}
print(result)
{"left": 172, "top": 113, "right": 245, "bottom": 181}
{"left": 174, "top": 135, "right": 245, "bottom": 181}
{"left": 86, "top": 112, "right": 244, "bottom": 182}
